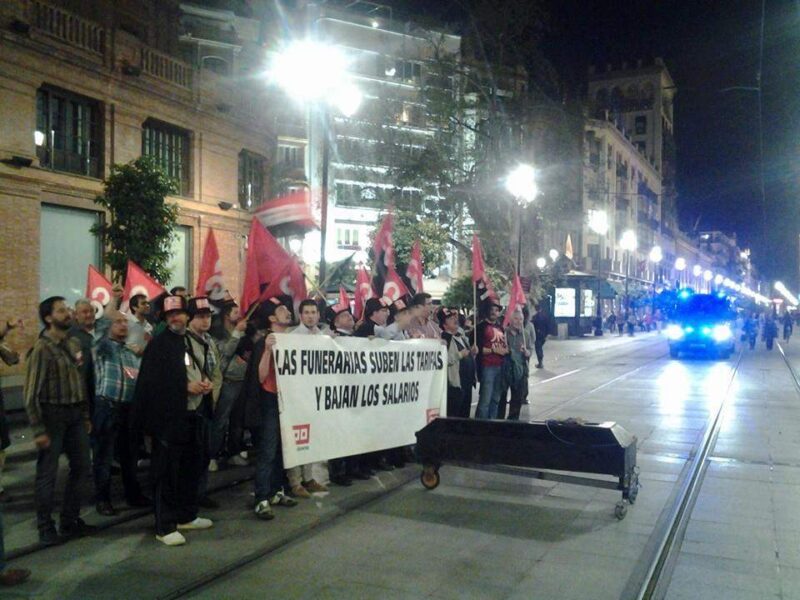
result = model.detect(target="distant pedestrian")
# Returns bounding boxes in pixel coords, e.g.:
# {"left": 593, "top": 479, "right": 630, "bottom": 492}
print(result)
{"left": 783, "top": 312, "right": 793, "bottom": 343}
{"left": 532, "top": 304, "right": 548, "bottom": 369}
{"left": 24, "top": 297, "right": 94, "bottom": 546}
{"left": 764, "top": 315, "right": 778, "bottom": 351}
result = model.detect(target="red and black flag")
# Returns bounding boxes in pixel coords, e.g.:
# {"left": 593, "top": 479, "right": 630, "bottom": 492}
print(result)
{"left": 370, "top": 212, "right": 395, "bottom": 296}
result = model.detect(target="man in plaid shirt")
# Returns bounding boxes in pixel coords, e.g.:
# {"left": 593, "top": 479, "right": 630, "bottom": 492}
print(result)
{"left": 92, "top": 314, "right": 149, "bottom": 517}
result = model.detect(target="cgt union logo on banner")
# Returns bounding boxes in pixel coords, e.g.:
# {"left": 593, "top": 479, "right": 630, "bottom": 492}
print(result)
{"left": 426, "top": 409, "right": 440, "bottom": 424}
{"left": 293, "top": 424, "right": 311, "bottom": 450}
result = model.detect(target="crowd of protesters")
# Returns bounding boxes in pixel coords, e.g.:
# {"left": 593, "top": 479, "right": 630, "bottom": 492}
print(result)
{"left": 0, "top": 284, "right": 544, "bottom": 582}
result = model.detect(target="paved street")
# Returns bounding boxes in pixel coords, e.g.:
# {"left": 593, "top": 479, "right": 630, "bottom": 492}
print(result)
{"left": 4, "top": 330, "right": 800, "bottom": 599}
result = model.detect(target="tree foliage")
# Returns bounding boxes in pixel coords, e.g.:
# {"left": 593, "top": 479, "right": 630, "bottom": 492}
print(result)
{"left": 92, "top": 156, "right": 179, "bottom": 284}
{"left": 367, "top": 210, "right": 450, "bottom": 277}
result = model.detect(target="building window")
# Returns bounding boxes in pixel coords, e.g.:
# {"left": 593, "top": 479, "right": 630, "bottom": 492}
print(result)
{"left": 40, "top": 204, "right": 101, "bottom": 305}
{"left": 336, "top": 227, "right": 361, "bottom": 249}
{"left": 394, "top": 60, "right": 422, "bottom": 82}
{"left": 635, "top": 115, "right": 647, "bottom": 135}
{"left": 142, "top": 119, "right": 190, "bottom": 195}
{"left": 166, "top": 225, "right": 192, "bottom": 290}
{"left": 278, "top": 144, "right": 304, "bottom": 170}
{"left": 36, "top": 86, "right": 103, "bottom": 178}
{"left": 238, "top": 150, "right": 266, "bottom": 209}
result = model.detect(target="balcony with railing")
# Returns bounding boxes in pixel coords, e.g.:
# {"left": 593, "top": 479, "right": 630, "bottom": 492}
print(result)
{"left": 29, "top": 0, "right": 105, "bottom": 56}
{"left": 140, "top": 46, "right": 193, "bottom": 90}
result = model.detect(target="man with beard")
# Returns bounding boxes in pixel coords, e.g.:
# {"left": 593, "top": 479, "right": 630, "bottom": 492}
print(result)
{"left": 24, "top": 297, "right": 94, "bottom": 545}
{"left": 132, "top": 296, "right": 213, "bottom": 546}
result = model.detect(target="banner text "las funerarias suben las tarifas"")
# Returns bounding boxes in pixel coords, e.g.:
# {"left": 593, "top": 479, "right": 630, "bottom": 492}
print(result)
{"left": 274, "top": 349, "right": 445, "bottom": 412}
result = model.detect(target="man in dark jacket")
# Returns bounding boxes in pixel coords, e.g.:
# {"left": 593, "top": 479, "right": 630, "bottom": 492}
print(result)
{"left": 132, "top": 295, "right": 213, "bottom": 546}
{"left": 532, "top": 304, "right": 549, "bottom": 369}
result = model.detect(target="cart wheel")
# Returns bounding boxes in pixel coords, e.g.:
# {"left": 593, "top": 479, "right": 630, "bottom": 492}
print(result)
{"left": 614, "top": 501, "right": 628, "bottom": 520}
{"left": 628, "top": 477, "right": 639, "bottom": 504}
{"left": 420, "top": 467, "right": 440, "bottom": 490}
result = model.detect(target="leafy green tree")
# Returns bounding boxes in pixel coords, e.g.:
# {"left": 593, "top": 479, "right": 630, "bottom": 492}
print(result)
{"left": 368, "top": 210, "right": 450, "bottom": 277}
{"left": 92, "top": 156, "right": 179, "bottom": 283}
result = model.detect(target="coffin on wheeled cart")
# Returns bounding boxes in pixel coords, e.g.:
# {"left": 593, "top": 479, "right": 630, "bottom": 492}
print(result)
{"left": 415, "top": 417, "right": 639, "bottom": 519}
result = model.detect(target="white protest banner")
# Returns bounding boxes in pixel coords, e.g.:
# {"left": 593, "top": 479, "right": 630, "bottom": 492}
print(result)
{"left": 273, "top": 333, "right": 447, "bottom": 469}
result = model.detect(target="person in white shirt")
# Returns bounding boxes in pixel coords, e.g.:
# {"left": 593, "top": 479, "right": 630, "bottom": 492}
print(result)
{"left": 286, "top": 299, "right": 329, "bottom": 498}
{"left": 126, "top": 295, "right": 153, "bottom": 356}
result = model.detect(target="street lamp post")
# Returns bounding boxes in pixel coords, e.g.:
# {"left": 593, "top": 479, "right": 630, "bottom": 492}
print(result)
{"left": 649, "top": 245, "right": 663, "bottom": 319}
{"left": 620, "top": 230, "right": 637, "bottom": 317}
{"left": 505, "top": 164, "right": 538, "bottom": 275}
{"left": 269, "top": 41, "right": 363, "bottom": 286}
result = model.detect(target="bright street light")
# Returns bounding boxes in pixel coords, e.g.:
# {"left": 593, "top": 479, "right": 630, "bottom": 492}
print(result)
{"left": 703, "top": 270, "right": 713, "bottom": 282}
{"left": 714, "top": 274, "right": 724, "bottom": 285}
{"left": 505, "top": 164, "right": 538, "bottom": 206}
{"left": 549, "top": 249, "right": 559, "bottom": 261}
{"left": 588, "top": 209, "right": 609, "bottom": 235}
{"left": 269, "top": 40, "right": 352, "bottom": 103}
{"left": 649, "top": 245, "right": 663, "bottom": 263}
{"left": 536, "top": 257, "right": 546, "bottom": 269}
{"left": 693, "top": 265, "right": 703, "bottom": 277}
{"left": 675, "top": 257, "right": 686, "bottom": 271}
{"left": 619, "top": 229, "right": 637, "bottom": 251}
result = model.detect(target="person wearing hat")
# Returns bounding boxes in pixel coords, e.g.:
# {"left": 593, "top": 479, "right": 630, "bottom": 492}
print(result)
{"left": 132, "top": 295, "right": 214, "bottom": 546}
{"left": 475, "top": 300, "right": 509, "bottom": 419}
{"left": 242, "top": 297, "right": 299, "bottom": 520}
{"left": 355, "top": 298, "right": 391, "bottom": 338}
{"left": 187, "top": 297, "right": 223, "bottom": 509}
{"left": 439, "top": 308, "right": 472, "bottom": 418}
{"left": 326, "top": 301, "right": 355, "bottom": 336}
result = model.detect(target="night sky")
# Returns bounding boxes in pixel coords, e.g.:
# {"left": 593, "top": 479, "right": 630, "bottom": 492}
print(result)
{"left": 396, "top": 0, "right": 800, "bottom": 285}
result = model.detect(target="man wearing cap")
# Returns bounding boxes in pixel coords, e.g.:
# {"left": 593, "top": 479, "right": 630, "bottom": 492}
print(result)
{"left": 324, "top": 301, "right": 364, "bottom": 484}
{"left": 286, "top": 299, "right": 328, "bottom": 498}
{"left": 187, "top": 297, "right": 223, "bottom": 509}
{"left": 243, "top": 297, "right": 299, "bottom": 520}
{"left": 355, "top": 298, "right": 391, "bottom": 338}
{"left": 132, "top": 295, "right": 214, "bottom": 546}
{"left": 475, "top": 301, "right": 509, "bottom": 420}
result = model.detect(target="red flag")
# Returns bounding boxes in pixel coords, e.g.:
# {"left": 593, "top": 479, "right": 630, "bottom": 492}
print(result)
{"left": 406, "top": 240, "right": 424, "bottom": 294}
{"left": 355, "top": 265, "right": 374, "bottom": 320}
{"left": 123, "top": 261, "right": 166, "bottom": 301}
{"left": 86, "top": 265, "right": 113, "bottom": 305}
{"left": 503, "top": 273, "right": 527, "bottom": 327}
{"left": 195, "top": 229, "right": 225, "bottom": 301}
{"left": 259, "top": 259, "right": 307, "bottom": 310}
{"left": 381, "top": 266, "right": 410, "bottom": 303}
{"left": 338, "top": 286, "right": 350, "bottom": 313}
{"left": 86, "top": 265, "right": 113, "bottom": 316}
{"left": 241, "top": 218, "right": 293, "bottom": 311}
{"left": 372, "top": 213, "right": 395, "bottom": 271}
{"left": 471, "top": 235, "right": 497, "bottom": 301}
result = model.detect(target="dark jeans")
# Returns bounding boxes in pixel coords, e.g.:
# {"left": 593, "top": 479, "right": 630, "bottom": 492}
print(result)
{"left": 35, "top": 405, "right": 90, "bottom": 532}
{"left": 497, "top": 371, "right": 528, "bottom": 420}
{"left": 250, "top": 391, "right": 284, "bottom": 503}
{"left": 152, "top": 414, "right": 206, "bottom": 536}
{"left": 476, "top": 365, "right": 504, "bottom": 419}
{"left": 198, "top": 382, "right": 240, "bottom": 498}
{"left": 534, "top": 339, "right": 545, "bottom": 365}
{"left": 92, "top": 398, "right": 141, "bottom": 503}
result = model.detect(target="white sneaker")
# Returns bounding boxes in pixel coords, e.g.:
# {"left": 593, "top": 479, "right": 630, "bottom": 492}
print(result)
{"left": 254, "top": 500, "right": 274, "bottom": 520}
{"left": 229, "top": 452, "right": 249, "bottom": 467}
{"left": 208, "top": 459, "right": 219, "bottom": 472}
{"left": 156, "top": 531, "right": 186, "bottom": 546}
{"left": 177, "top": 517, "right": 213, "bottom": 530}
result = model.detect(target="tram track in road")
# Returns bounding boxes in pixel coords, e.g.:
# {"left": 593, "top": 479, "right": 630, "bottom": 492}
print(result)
{"left": 630, "top": 348, "right": 747, "bottom": 600}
